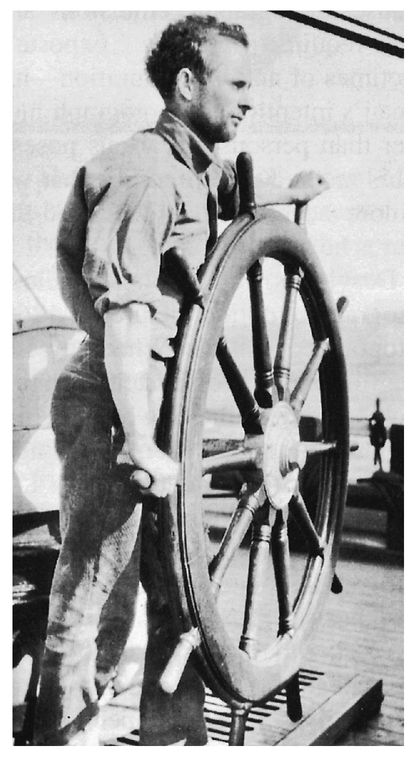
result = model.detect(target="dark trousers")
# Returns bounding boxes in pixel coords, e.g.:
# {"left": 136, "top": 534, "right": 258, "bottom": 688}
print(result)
{"left": 33, "top": 344, "right": 207, "bottom": 745}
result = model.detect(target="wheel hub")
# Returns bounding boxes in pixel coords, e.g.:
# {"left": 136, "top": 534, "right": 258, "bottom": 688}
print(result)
{"left": 263, "top": 402, "right": 306, "bottom": 510}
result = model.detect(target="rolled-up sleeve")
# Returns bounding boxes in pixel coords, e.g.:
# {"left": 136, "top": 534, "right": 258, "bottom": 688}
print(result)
{"left": 82, "top": 175, "right": 177, "bottom": 317}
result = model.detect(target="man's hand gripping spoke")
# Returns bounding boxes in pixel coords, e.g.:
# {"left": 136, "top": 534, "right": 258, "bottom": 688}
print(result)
{"left": 129, "top": 440, "right": 180, "bottom": 498}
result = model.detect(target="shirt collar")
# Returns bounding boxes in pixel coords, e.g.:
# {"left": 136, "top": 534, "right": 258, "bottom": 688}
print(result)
{"left": 154, "top": 109, "right": 222, "bottom": 176}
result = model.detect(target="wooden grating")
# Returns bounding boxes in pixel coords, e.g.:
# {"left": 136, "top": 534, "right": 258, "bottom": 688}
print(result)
{"left": 114, "top": 667, "right": 346, "bottom": 746}
{"left": 203, "top": 668, "right": 324, "bottom": 745}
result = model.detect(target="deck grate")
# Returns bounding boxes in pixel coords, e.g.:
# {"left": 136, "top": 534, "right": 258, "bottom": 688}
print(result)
{"left": 115, "top": 667, "right": 324, "bottom": 746}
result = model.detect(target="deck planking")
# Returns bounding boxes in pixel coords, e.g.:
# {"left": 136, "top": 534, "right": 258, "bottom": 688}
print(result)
{"left": 302, "top": 555, "right": 403, "bottom": 745}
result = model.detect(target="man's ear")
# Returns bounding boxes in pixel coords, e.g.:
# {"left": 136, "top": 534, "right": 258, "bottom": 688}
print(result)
{"left": 175, "top": 68, "right": 197, "bottom": 102}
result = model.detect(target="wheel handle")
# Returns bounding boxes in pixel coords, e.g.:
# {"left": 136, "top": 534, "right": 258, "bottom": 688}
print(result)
{"left": 159, "top": 628, "right": 201, "bottom": 694}
{"left": 129, "top": 469, "right": 153, "bottom": 489}
{"left": 236, "top": 152, "right": 256, "bottom": 215}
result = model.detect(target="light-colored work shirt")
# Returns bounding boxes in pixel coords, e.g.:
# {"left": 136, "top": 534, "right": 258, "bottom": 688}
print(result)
{"left": 57, "top": 109, "right": 239, "bottom": 360}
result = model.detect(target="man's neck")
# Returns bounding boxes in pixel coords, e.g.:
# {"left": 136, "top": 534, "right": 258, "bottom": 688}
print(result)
{"left": 164, "top": 104, "right": 215, "bottom": 153}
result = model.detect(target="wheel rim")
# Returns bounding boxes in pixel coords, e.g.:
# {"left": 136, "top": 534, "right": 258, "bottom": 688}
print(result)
{"left": 160, "top": 208, "right": 349, "bottom": 704}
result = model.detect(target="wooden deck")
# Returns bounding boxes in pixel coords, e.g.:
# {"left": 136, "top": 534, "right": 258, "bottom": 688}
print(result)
{"left": 103, "top": 549, "right": 404, "bottom": 747}
{"left": 13, "top": 526, "right": 404, "bottom": 746}
{"left": 302, "top": 554, "right": 404, "bottom": 745}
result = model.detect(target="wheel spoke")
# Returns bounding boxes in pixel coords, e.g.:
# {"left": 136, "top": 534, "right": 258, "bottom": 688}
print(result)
{"left": 209, "top": 486, "right": 264, "bottom": 597}
{"left": 202, "top": 447, "right": 262, "bottom": 476}
{"left": 271, "top": 509, "right": 293, "bottom": 635}
{"left": 201, "top": 447, "right": 260, "bottom": 476}
{"left": 304, "top": 441, "right": 337, "bottom": 455}
{"left": 202, "top": 438, "right": 243, "bottom": 457}
{"left": 289, "top": 491, "right": 323, "bottom": 557}
{"left": 247, "top": 260, "right": 274, "bottom": 408}
{"left": 239, "top": 511, "right": 272, "bottom": 657}
{"left": 216, "top": 337, "right": 263, "bottom": 435}
{"left": 290, "top": 338, "right": 330, "bottom": 414}
{"left": 290, "top": 296, "right": 348, "bottom": 415}
{"left": 273, "top": 266, "right": 303, "bottom": 402}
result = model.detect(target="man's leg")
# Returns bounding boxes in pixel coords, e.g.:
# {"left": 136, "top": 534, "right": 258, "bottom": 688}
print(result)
{"left": 93, "top": 351, "right": 168, "bottom": 702}
{"left": 33, "top": 371, "right": 142, "bottom": 745}
{"left": 94, "top": 537, "right": 141, "bottom": 698}
{"left": 138, "top": 505, "right": 208, "bottom": 746}
{"left": 138, "top": 355, "right": 208, "bottom": 745}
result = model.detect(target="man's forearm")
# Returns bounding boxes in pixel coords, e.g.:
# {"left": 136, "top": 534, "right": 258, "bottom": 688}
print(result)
{"left": 104, "top": 302, "right": 154, "bottom": 453}
{"left": 104, "top": 302, "right": 179, "bottom": 496}
{"left": 257, "top": 171, "right": 328, "bottom": 207}
{"left": 257, "top": 187, "right": 297, "bottom": 206}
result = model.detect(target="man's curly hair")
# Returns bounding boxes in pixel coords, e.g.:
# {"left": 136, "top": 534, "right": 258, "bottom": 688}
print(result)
{"left": 146, "top": 15, "right": 249, "bottom": 100}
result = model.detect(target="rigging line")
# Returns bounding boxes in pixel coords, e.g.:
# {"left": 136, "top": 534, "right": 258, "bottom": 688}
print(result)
{"left": 324, "top": 10, "right": 404, "bottom": 43}
{"left": 13, "top": 262, "right": 48, "bottom": 315}
{"left": 270, "top": 11, "right": 404, "bottom": 59}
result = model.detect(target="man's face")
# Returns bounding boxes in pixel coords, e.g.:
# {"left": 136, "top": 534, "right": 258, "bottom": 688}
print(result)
{"left": 188, "top": 35, "right": 253, "bottom": 146}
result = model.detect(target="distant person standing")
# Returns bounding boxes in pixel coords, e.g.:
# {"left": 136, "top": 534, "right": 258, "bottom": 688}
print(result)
{"left": 369, "top": 398, "right": 387, "bottom": 470}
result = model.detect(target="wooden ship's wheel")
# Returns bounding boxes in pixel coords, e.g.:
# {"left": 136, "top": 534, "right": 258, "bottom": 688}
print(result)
{"left": 155, "top": 154, "right": 349, "bottom": 743}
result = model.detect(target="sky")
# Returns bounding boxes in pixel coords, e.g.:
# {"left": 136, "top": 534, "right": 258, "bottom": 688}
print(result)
{"left": 13, "top": 9, "right": 404, "bottom": 424}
